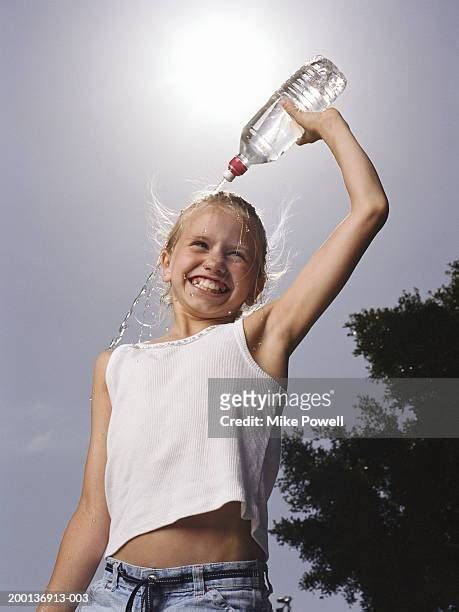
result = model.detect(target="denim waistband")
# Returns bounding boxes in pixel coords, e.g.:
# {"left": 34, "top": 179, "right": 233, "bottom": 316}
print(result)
{"left": 104, "top": 555, "right": 273, "bottom": 611}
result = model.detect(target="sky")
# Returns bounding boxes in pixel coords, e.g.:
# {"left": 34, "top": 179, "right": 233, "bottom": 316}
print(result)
{"left": 1, "top": 0, "right": 457, "bottom": 610}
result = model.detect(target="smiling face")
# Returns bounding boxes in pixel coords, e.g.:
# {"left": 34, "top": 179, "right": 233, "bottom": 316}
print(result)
{"left": 160, "top": 203, "right": 265, "bottom": 321}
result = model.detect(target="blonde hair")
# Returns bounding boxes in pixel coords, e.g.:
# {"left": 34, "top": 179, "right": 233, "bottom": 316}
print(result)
{"left": 107, "top": 182, "right": 297, "bottom": 348}
{"left": 158, "top": 191, "right": 268, "bottom": 315}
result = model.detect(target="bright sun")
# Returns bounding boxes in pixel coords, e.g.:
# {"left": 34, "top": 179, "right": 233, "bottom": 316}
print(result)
{"left": 160, "top": 13, "right": 278, "bottom": 123}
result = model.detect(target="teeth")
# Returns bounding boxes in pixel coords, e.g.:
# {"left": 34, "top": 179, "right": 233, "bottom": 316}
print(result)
{"left": 190, "top": 277, "right": 228, "bottom": 293}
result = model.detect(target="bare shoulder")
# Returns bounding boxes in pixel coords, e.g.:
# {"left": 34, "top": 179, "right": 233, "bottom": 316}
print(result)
{"left": 240, "top": 301, "right": 290, "bottom": 383}
{"left": 77, "top": 350, "right": 113, "bottom": 529}
{"left": 93, "top": 349, "right": 113, "bottom": 387}
{"left": 89, "top": 349, "right": 114, "bottom": 423}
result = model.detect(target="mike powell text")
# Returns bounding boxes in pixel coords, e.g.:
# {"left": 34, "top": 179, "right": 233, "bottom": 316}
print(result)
{"left": 220, "top": 415, "right": 344, "bottom": 427}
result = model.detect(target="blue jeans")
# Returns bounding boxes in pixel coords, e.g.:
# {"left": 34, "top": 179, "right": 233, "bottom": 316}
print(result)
{"left": 76, "top": 555, "right": 274, "bottom": 611}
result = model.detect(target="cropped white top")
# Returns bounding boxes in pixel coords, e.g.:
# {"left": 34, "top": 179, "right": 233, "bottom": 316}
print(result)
{"left": 102, "top": 317, "right": 286, "bottom": 561}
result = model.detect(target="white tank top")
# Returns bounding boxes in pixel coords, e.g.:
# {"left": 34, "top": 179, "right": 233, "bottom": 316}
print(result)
{"left": 103, "top": 317, "right": 286, "bottom": 561}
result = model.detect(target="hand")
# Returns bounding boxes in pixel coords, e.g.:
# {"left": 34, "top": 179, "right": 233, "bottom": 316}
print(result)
{"left": 280, "top": 98, "right": 343, "bottom": 145}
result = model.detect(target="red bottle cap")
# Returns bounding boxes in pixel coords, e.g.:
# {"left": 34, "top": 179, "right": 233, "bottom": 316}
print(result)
{"left": 228, "top": 156, "right": 248, "bottom": 176}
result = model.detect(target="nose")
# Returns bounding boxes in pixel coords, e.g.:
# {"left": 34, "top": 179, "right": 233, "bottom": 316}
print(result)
{"left": 203, "top": 253, "right": 226, "bottom": 277}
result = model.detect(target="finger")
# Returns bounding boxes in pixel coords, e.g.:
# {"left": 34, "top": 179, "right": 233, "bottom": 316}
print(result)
{"left": 280, "top": 98, "right": 300, "bottom": 116}
{"left": 281, "top": 99, "right": 309, "bottom": 145}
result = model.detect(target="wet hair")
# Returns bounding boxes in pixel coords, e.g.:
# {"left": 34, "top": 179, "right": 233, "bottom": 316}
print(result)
{"left": 158, "top": 191, "right": 268, "bottom": 313}
{"left": 107, "top": 182, "right": 296, "bottom": 348}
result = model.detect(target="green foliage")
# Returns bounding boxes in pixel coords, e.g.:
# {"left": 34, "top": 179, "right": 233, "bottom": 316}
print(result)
{"left": 343, "top": 260, "right": 459, "bottom": 378}
{"left": 270, "top": 261, "right": 459, "bottom": 611}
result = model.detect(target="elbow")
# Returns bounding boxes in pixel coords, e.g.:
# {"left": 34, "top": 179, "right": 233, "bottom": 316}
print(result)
{"left": 366, "top": 199, "right": 389, "bottom": 231}
{"left": 351, "top": 195, "right": 389, "bottom": 225}
{"left": 375, "top": 199, "right": 389, "bottom": 227}
{"left": 376, "top": 197, "right": 389, "bottom": 216}
{"left": 352, "top": 199, "right": 389, "bottom": 233}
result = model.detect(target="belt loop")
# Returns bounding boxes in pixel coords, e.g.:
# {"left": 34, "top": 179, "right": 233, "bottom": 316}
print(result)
{"left": 256, "top": 560, "right": 264, "bottom": 590}
{"left": 192, "top": 565, "right": 205, "bottom": 597}
{"left": 110, "top": 560, "right": 121, "bottom": 591}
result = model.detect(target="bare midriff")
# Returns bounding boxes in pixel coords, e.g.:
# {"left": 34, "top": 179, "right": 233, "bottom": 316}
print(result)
{"left": 111, "top": 502, "right": 266, "bottom": 568}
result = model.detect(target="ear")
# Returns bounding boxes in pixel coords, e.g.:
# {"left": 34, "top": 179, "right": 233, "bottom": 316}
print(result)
{"left": 160, "top": 249, "right": 172, "bottom": 283}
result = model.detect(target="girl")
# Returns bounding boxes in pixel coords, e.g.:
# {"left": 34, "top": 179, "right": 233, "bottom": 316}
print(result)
{"left": 39, "top": 102, "right": 388, "bottom": 612}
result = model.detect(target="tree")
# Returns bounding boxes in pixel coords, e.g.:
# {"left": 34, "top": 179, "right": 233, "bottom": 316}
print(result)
{"left": 270, "top": 261, "right": 459, "bottom": 611}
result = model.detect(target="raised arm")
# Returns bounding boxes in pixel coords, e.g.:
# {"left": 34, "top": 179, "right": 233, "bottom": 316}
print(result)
{"left": 267, "top": 103, "right": 389, "bottom": 355}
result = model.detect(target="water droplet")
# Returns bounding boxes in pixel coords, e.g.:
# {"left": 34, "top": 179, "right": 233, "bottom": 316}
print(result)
{"left": 215, "top": 179, "right": 227, "bottom": 192}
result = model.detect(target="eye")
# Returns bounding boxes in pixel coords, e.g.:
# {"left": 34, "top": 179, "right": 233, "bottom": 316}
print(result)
{"left": 228, "top": 250, "right": 246, "bottom": 261}
{"left": 191, "top": 241, "right": 245, "bottom": 260}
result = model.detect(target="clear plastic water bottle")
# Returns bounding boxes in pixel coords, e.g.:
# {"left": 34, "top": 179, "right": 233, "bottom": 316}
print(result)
{"left": 222, "top": 55, "right": 347, "bottom": 183}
